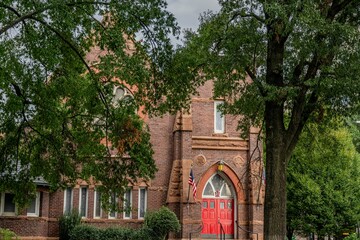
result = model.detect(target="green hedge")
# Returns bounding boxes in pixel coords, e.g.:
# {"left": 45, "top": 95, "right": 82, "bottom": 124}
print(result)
{"left": 69, "top": 225, "right": 100, "bottom": 240}
{"left": 70, "top": 226, "right": 151, "bottom": 240}
{"left": 100, "top": 227, "right": 134, "bottom": 240}
{"left": 69, "top": 206, "right": 180, "bottom": 240}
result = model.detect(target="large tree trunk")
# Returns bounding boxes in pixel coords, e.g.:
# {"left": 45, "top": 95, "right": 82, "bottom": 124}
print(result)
{"left": 264, "top": 102, "right": 289, "bottom": 240}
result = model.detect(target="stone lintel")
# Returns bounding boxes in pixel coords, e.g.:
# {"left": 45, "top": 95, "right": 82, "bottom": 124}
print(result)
{"left": 192, "top": 136, "right": 249, "bottom": 151}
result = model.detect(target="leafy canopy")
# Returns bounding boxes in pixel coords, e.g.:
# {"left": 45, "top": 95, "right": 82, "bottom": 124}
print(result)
{"left": 146, "top": 0, "right": 360, "bottom": 132}
{"left": 287, "top": 120, "right": 360, "bottom": 238}
{"left": 141, "top": 1, "right": 360, "bottom": 239}
{"left": 0, "top": 0, "right": 178, "bottom": 207}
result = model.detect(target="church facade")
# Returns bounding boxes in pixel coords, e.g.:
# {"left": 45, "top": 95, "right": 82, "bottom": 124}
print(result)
{"left": 0, "top": 81, "right": 264, "bottom": 240}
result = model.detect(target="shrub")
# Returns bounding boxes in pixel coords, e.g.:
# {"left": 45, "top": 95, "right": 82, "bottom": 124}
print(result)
{"left": 131, "top": 228, "right": 154, "bottom": 240}
{"left": 0, "top": 228, "right": 18, "bottom": 240}
{"left": 144, "top": 206, "right": 180, "bottom": 240}
{"left": 344, "top": 233, "right": 360, "bottom": 240}
{"left": 59, "top": 210, "right": 82, "bottom": 240}
{"left": 69, "top": 225, "right": 100, "bottom": 240}
{"left": 99, "top": 227, "right": 134, "bottom": 240}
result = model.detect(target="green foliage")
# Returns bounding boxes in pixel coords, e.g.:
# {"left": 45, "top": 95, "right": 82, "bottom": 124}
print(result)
{"left": 68, "top": 207, "right": 179, "bottom": 240}
{"left": 59, "top": 210, "right": 82, "bottom": 240}
{"left": 0, "top": 228, "right": 18, "bottom": 240}
{"left": 0, "top": 0, "right": 178, "bottom": 207}
{"left": 287, "top": 120, "right": 360, "bottom": 238}
{"left": 145, "top": 1, "right": 360, "bottom": 239}
{"left": 130, "top": 228, "right": 154, "bottom": 240}
{"left": 99, "top": 227, "right": 134, "bottom": 240}
{"left": 70, "top": 226, "right": 150, "bottom": 240}
{"left": 144, "top": 206, "right": 181, "bottom": 239}
{"left": 344, "top": 233, "right": 360, "bottom": 240}
{"left": 69, "top": 225, "right": 100, "bottom": 240}
{"left": 346, "top": 116, "right": 360, "bottom": 154}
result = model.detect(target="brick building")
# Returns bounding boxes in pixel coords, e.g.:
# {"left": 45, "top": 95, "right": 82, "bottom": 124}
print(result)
{"left": 0, "top": 79, "right": 264, "bottom": 240}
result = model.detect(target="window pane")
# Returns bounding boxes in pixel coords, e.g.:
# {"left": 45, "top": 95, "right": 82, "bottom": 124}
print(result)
{"left": 215, "top": 101, "right": 224, "bottom": 133}
{"left": 95, "top": 191, "right": 101, "bottom": 218}
{"left": 114, "top": 88, "right": 124, "bottom": 99}
{"left": 211, "top": 174, "right": 225, "bottom": 192}
{"left": 204, "top": 183, "right": 214, "bottom": 196}
{"left": 109, "top": 211, "right": 116, "bottom": 218}
{"left": 139, "top": 189, "right": 146, "bottom": 218}
{"left": 28, "top": 197, "right": 37, "bottom": 214}
{"left": 80, "top": 188, "right": 87, "bottom": 217}
{"left": 124, "top": 189, "right": 131, "bottom": 218}
{"left": 220, "top": 202, "right": 225, "bottom": 209}
{"left": 202, "top": 201, "right": 208, "bottom": 209}
{"left": 64, "top": 188, "right": 72, "bottom": 214}
{"left": 4, "top": 193, "right": 15, "bottom": 212}
{"left": 109, "top": 193, "right": 117, "bottom": 218}
{"left": 210, "top": 201, "right": 215, "bottom": 209}
{"left": 221, "top": 183, "right": 232, "bottom": 197}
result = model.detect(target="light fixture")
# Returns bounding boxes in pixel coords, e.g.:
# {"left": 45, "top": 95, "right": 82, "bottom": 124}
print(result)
{"left": 218, "top": 160, "right": 224, "bottom": 172}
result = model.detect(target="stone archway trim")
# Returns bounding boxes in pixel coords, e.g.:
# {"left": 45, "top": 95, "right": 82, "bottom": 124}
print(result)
{"left": 197, "top": 163, "right": 244, "bottom": 202}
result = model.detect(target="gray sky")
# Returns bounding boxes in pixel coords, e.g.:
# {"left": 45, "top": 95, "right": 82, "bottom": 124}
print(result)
{"left": 166, "top": 0, "right": 220, "bottom": 45}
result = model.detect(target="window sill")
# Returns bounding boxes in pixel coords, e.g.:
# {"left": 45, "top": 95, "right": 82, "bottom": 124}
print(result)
{"left": 212, "top": 133, "right": 228, "bottom": 137}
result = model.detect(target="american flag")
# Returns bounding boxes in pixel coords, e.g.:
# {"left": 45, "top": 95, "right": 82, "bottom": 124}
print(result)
{"left": 188, "top": 169, "right": 197, "bottom": 200}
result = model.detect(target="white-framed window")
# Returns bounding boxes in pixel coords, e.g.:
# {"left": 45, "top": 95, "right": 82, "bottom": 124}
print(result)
{"left": 123, "top": 189, "right": 132, "bottom": 219}
{"left": 63, "top": 188, "right": 73, "bottom": 214}
{"left": 79, "top": 187, "right": 88, "bottom": 218}
{"left": 108, "top": 192, "right": 117, "bottom": 219}
{"left": 94, "top": 189, "right": 102, "bottom": 218}
{"left": 0, "top": 193, "right": 16, "bottom": 216}
{"left": 27, "top": 192, "right": 40, "bottom": 217}
{"left": 214, "top": 101, "right": 225, "bottom": 133}
{"left": 138, "top": 188, "right": 147, "bottom": 219}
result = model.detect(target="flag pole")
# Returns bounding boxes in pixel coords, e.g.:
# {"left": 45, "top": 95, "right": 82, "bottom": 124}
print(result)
{"left": 187, "top": 164, "right": 193, "bottom": 215}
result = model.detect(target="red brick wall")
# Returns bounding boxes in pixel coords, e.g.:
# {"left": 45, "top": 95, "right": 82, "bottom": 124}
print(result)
{"left": 0, "top": 80, "right": 264, "bottom": 240}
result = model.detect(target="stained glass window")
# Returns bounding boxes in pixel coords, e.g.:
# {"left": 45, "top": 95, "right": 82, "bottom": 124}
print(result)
{"left": 202, "top": 174, "right": 233, "bottom": 198}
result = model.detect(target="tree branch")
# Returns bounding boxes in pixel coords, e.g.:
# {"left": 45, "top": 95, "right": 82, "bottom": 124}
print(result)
{"left": 230, "top": 10, "right": 265, "bottom": 24}
{"left": 327, "top": 0, "right": 353, "bottom": 20}
{"left": 245, "top": 66, "right": 266, "bottom": 97}
{"left": 0, "top": 1, "right": 110, "bottom": 35}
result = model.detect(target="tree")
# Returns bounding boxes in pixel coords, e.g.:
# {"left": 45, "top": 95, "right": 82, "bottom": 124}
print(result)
{"left": 287, "top": 121, "right": 360, "bottom": 240}
{"left": 139, "top": 1, "right": 360, "bottom": 239}
{"left": 0, "top": 0, "right": 178, "bottom": 208}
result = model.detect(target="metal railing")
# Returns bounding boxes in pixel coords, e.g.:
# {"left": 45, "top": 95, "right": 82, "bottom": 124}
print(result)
{"left": 235, "top": 220, "right": 258, "bottom": 240}
{"left": 219, "top": 219, "right": 225, "bottom": 240}
{"left": 189, "top": 222, "right": 203, "bottom": 240}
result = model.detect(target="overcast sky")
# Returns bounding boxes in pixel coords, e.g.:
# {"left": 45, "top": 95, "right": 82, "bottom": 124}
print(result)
{"left": 166, "top": 0, "right": 220, "bottom": 45}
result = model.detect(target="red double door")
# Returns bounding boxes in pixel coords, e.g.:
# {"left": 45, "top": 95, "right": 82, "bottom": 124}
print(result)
{"left": 202, "top": 198, "right": 234, "bottom": 238}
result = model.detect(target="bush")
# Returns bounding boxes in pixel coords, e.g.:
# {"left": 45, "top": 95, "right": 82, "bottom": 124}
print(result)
{"left": 59, "top": 210, "right": 82, "bottom": 240}
{"left": 70, "top": 225, "right": 100, "bottom": 240}
{"left": 131, "top": 228, "right": 155, "bottom": 240}
{"left": 344, "top": 233, "right": 360, "bottom": 240}
{"left": 65, "top": 207, "right": 180, "bottom": 240}
{"left": 144, "top": 206, "right": 180, "bottom": 240}
{"left": 0, "top": 228, "right": 18, "bottom": 240}
{"left": 99, "top": 227, "right": 134, "bottom": 240}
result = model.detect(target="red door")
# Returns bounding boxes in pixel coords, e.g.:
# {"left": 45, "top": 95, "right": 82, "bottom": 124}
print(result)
{"left": 202, "top": 198, "right": 234, "bottom": 238}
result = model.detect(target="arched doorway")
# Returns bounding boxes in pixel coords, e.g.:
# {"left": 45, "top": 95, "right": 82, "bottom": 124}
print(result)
{"left": 201, "top": 173, "right": 235, "bottom": 239}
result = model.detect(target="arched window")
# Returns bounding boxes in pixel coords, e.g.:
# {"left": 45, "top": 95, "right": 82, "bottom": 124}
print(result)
{"left": 203, "top": 174, "right": 233, "bottom": 198}
{"left": 112, "top": 86, "right": 133, "bottom": 106}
